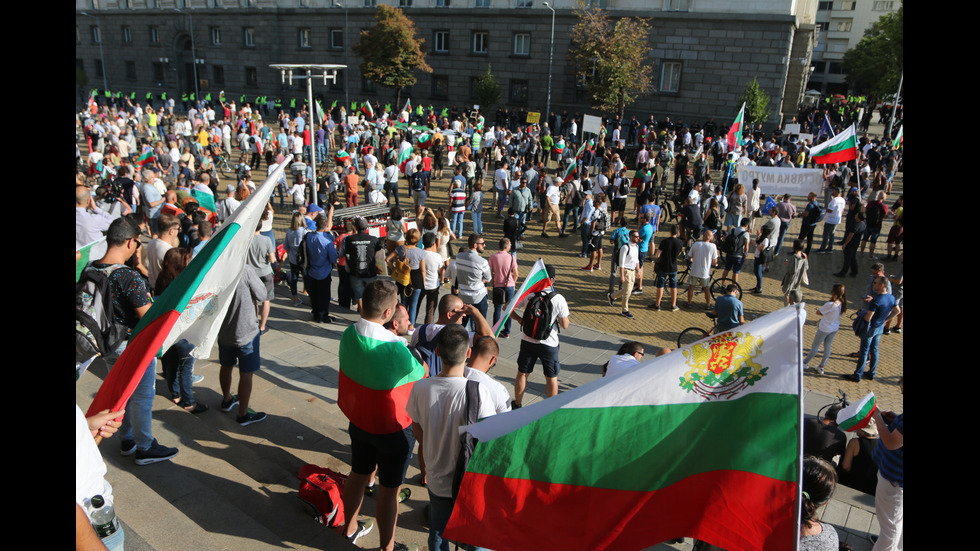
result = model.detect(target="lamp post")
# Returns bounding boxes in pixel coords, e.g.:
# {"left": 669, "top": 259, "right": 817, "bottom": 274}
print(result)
{"left": 272, "top": 64, "right": 346, "bottom": 177}
{"left": 174, "top": 8, "right": 200, "bottom": 103}
{"left": 333, "top": 2, "right": 350, "bottom": 109}
{"left": 543, "top": 2, "right": 556, "bottom": 125}
{"left": 80, "top": 11, "right": 108, "bottom": 93}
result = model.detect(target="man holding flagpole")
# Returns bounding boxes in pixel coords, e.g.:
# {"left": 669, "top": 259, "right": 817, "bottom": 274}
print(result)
{"left": 508, "top": 263, "right": 569, "bottom": 407}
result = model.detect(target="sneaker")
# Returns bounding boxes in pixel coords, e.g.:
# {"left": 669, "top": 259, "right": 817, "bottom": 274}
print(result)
{"left": 347, "top": 519, "right": 375, "bottom": 544}
{"left": 817, "top": 366, "right": 826, "bottom": 375}
{"left": 364, "top": 481, "right": 376, "bottom": 497}
{"left": 191, "top": 374, "right": 204, "bottom": 384}
{"left": 893, "top": 326, "right": 902, "bottom": 334}
{"left": 501, "top": 332, "right": 510, "bottom": 338}
{"left": 594, "top": 264, "right": 602, "bottom": 271}
{"left": 632, "top": 289, "right": 643, "bottom": 295}
{"left": 134, "top": 439, "right": 179, "bottom": 466}
{"left": 580, "top": 265, "right": 593, "bottom": 272}
{"left": 393, "top": 543, "right": 419, "bottom": 551}
{"left": 882, "top": 328, "right": 891, "bottom": 335}
{"left": 558, "top": 233, "right": 568, "bottom": 239}
{"left": 671, "top": 305, "right": 680, "bottom": 311}
{"left": 607, "top": 292, "right": 614, "bottom": 306}
{"left": 220, "top": 395, "right": 239, "bottom": 412}
{"left": 541, "top": 232, "right": 550, "bottom": 238}
{"left": 621, "top": 311, "right": 634, "bottom": 319}
{"left": 647, "top": 303, "right": 660, "bottom": 310}
{"left": 840, "top": 373, "right": 861, "bottom": 383}
{"left": 237, "top": 410, "right": 267, "bottom": 426}
{"left": 120, "top": 439, "right": 136, "bottom": 456}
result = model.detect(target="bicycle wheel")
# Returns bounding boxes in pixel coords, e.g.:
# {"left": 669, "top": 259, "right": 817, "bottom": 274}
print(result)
{"left": 678, "top": 326, "right": 710, "bottom": 349}
{"left": 710, "top": 277, "right": 742, "bottom": 302}
{"left": 219, "top": 159, "right": 233, "bottom": 176}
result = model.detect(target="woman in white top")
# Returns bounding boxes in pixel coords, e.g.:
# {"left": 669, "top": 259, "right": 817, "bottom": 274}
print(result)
{"left": 804, "top": 284, "right": 846, "bottom": 374}
{"left": 746, "top": 178, "right": 762, "bottom": 231}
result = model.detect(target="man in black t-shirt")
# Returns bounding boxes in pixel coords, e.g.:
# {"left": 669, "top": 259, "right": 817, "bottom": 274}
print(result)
{"left": 342, "top": 218, "right": 382, "bottom": 306}
{"left": 835, "top": 211, "right": 866, "bottom": 278}
{"left": 648, "top": 224, "right": 684, "bottom": 311}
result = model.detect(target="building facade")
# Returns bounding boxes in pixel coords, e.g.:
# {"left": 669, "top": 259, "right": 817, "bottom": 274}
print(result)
{"left": 76, "top": 0, "right": 817, "bottom": 126}
{"left": 808, "top": 0, "right": 899, "bottom": 95}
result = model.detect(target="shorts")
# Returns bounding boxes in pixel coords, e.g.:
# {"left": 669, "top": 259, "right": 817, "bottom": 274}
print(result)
{"left": 588, "top": 234, "right": 604, "bottom": 252}
{"left": 517, "top": 341, "right": 561, "bottom": 378}
{"left": 349, "top": 423, "right": 416, "bottom": 488}
{"left": 886, "top": 225, "right": 903, "bottom": 244}
{"left": 861, "top": 227, "right": 882, "bottom": 244}
{"left": 218, "top": 332, "right": 261, "bottom": 373}
{"left": 893, "top": 286, "right": 903, "bottom": 307}
{"left": 655, "top": 271, "right": 678, "bottom": 289}
{"left": 637, "top": 255, "right": 646, "bottom": 268}
{"left": 259, "top": 273, "right": 275, "bottom": 301}
{"left": 724, "top": 255, "right": 745, "bottom": 273}
{"left": 612, "top": 197, "right": 627, "bottom": 212}
{"left": 689, "top": 275, "right": 711, "bottom": 288}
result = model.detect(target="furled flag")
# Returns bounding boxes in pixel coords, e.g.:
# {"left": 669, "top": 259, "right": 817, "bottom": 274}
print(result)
{"left": 446, "top": 304, "right": 806, "bottom": 551}
{"left": 838, "top": 392, "right": 877, "bottom": 432}
{"left": 315, "top": 100, "right": 326, "bottom": 124}
{"left": 490, "top": 259, "right": 553, "bottom": 339}
{"left": 815, "top": 114, "right": 835, "bottom": 141}
{"left": 810, "top": 124, "right": 858, "bottom": 165}
{"left": 561, "top": 160, "right": 578, "bottom": 184}
{"left": 135, "top": 149, "right": 156, "bottom": 167}
{"left": 892, "top": 125, "right": 903, "bottom": 148}
{"left": 397, "top": 144, "right": 414, "bottom": 174}
{"left": 575, "top": 138, "right": 594, "bottom": 160}
{"left": 86, "top": 157, "right": 292, "bottom": 420}
{"left": 726, "top": 102, "right": 746, "bottom": 153}
{"left": 361, "top": 101, "right": 375, "bottom": 119}
{"left": 403, "top": 98, "right": 412, "bottom": 114}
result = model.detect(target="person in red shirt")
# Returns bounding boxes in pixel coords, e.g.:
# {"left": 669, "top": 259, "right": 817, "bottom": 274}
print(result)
{"left": 344, "top": 166, "right": 360, "bottom": 207}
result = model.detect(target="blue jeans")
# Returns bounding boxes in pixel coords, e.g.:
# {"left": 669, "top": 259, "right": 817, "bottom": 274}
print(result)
{"left": 402, "top": 286, "right": 422, "bottom": 326}
{"left": 516, "top": 211, "right": 528, "bottom": 237}
{"left": 471, "top": 210, "right": 483, "bottom": 234}
{"left": 108, "top": 343, "right": 156, "bottom": 450}
{"left": 349, "top": 274, "right": 378, "bottom": 301}
{"left": 804, "top": 329, "right": 837, "bottom": 368}
{"left": 774, "top": 222, "right": 790, "bottom": 256}
{"left": 316, "top": 142, "right": 327, "bottom": 162}
{"left": 162, "top": 339, "right": 196, "bottom": 404}
{"left": 467, "top": 295, "right": 489, "bottom": 332}
{"left": 752, "top": 257, "right": 765, "bottom": 292}
{"left": 854, "top": 326, "right": 883, "bottom": 379}
{"left": 492, "top": 286, "right": 514, "bottom": 335}
{"left": 385, "top": 182, "right": 400, "bottom": 206}
{"left": 450, "top": 211, "right": 464, "bottom": 238}
{"left": 580, "top": 224, "right": 591, "bottom": 255}
{"left": 820, "top": 223, "right": 837, "bottom": 251}
{"left": 288, "top": 263, "right": 302, "bottom": 297}
{"left": 428, "top": 492, "right": 489, "bottom": 551}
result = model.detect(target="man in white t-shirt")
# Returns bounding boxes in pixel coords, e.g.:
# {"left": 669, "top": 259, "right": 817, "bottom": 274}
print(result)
{"left": 817, "top": 188, "right": 846, "bottom": 254}
{"left": 541, "top": 175, "right": 564, "bottom": 238}
{"left": 686, "top": 230, "right": 719, "bottom": 308}
{"left": 494, "top": 162, "right": 510, "bottom": 216}
{"left": 509, "top": 264, "right": 570, "bottom": 407}
{"left": 464, "top": 336, "right": 512, "bottom": 414}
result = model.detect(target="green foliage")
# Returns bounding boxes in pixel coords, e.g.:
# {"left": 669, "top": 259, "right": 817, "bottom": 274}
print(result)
{"left": 568, "top": 6, "right": 653, "bottom": 119}
{"left": 352, "top": 5, "right": 432, "bottom": 105}
{"left": 474, "top": 64, "right": 502, "bottom": 109}
{"left": 842, "top": 4, "right": 903, "bottom": 97}
{"left": 740, "top": 77, "right": 771, "bottom": 125}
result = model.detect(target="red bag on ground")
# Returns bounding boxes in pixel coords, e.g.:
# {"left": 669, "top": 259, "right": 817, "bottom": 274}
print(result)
{"left": 297, "top": 464, "right": 347, "bottom": 528}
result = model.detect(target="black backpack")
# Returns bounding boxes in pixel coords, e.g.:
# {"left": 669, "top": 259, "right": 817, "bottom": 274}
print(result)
{"left": 75, "top": 265, "right": 131, "bottom": 362}
{"left": 618, "top": 177, "right": 630, "bottom": 196}
{"left": 411, "top": 170, "right": 426, "bottom": 192}
{"left": 522, "top": 292, "right": 558, "bottom": 341}
{"left": 722, "top": 228, "right": 748, "bottom": 257}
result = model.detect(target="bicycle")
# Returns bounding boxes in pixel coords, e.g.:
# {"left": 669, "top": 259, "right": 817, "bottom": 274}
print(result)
{"left": 675, "top": 265, "right": 742, "bottom": 303}
{"left": 677, "top": 312, "right": 718, "bottom": 348}
{"left": 213, "top": 151, "right": 235, "bottom": 176}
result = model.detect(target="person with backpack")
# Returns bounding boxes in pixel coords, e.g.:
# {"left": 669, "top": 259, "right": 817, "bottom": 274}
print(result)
{"left": 720, "top": 217, "right": 752, "bottom": 285}
{"left": 798, "top": 192, "right": 822, "bottom": 256}
{"left": 859, "top": 190, "right": 889, "bottom": 261}
{"left": 510, "top": 264, "right": 569, "bottom": 408}
{"left": 582, "top": 195, "right": 610, "bottom": 272}
{"left": 81, "top": 218, "right": 179, "bottom": 465}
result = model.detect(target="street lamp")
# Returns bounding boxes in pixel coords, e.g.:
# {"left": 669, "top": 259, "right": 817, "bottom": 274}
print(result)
{"left": 80, "top": 11, "right": 108, "bottom": 93}
{"left": 174, "top": 8, "right": 200, "bottom": 103}
{"left": 543, "top": 2, "right": 555, "bottom": 126}
{"left": 272, "top": 63, "right": 347, "bottom": 175}
{"left": 333, "top": 2, "right": 350, "bottom": 109}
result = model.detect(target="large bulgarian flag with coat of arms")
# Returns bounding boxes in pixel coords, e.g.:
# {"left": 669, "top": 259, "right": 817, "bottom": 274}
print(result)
{"left": 446, "top": 304, "right": 806, "bottom": 551}
{"left": 86, "top": 157, "right": 292, "bottom": 419}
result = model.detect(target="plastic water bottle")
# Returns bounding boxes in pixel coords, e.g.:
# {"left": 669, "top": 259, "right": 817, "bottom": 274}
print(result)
{"left": 90, "top": 494, "right": 120, "bottom": 538}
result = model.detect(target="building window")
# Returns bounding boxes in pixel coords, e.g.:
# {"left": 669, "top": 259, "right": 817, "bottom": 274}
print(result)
{"left": 245, "top": 66, "right": 258, "bottom": 86}
{"left": 362, "top": 75, "right": 377, "bottom": 93}
{"left": 363, "top": 0, "right": 377, "bottom": 7}
{"left": 77, "top": 58, "right": 85, "bottom": 74}
{"left": 469, "top": 76, "right": 480, "bottom": 100}
{"left": 211, "top": 27, "right": 221, "bottom": 46}
{"left": 815, "top": 22, "right": 829, "bottom": 32}
{"left": 434, "top": 31, "right": 449, "bottom": 53}
{"left": 818, "top": 1, "right": 832, "bottom": 9}
{"left": 299, "top": 28, "right": 312, "bottom": 48}
{"left": 586, "top": 0, "right": 608, "bottom": 7}
{"left": 91, "top": 26, "right": 101, "bottom": 44}
{"left": 243, "top": 27, "right": 255, "bottom": 47}
{"left": 435, "top": 0, "right": 451, "bottom": 6}
{"left": 472, "top": 31, "right": 488, "bottom": 54}
{"left": 95, "top": 59, "right": 104, "bottom": 78}
{"left": 811, "top": 60, "right": 826, "bottom": 73}
{"left": 432, "top": 75, "right": 449, "bottom": 98}
{"left": 513, "top": 33, "right": 530, "bottom": 56}
{"left": 515, "top": 0, "right": 532, "bottom": 6}
{"left": 834, "top": 19, "right": 852, "bottom": 32}
{"left": 474, "top": 0, "right": 490, "bottom": 7}
{"left": 828, "top": 62, "right": 843, "bottom": 74}
{"left": 399, "top": 0, "right": 412, "bottom": 6}
{"left": 873, "top": 0, "right": 894, "bottom": 9}
{"left": 840, "top": 1, "right": 856, "bottom": 9}
{"left": 510, "top": 80, "right": 529, "bottom": 104}
{"left": 660, "top": 61, "right": 681, "bottom": 93}
{"left": 122, "top": 26, "right": 132, "bottom": 44}
{"left": 664, "top": 0, "right": 688, "bottom": 10}
{"left": 330, "top": 29, "right": 344, "bottom": 49}
{"left": 125, "top": 61, "right": 137, "bottom": 80}
{"left": 153, "top": 61, "right": 165, "bottom": 81}
{"left": 213, "top": 65, "right": 225, "bottom": 84}
{"left": 150, "top": 26, "right": 160, "bottom": 44}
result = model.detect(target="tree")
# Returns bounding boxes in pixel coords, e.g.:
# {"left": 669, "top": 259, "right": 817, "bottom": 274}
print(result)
{"left": 842, "top": 3, "right": 903, "bottom": 98}
{"left": 352, "top": 5, "right": 432, "bottom": 108}
{"left": 739, "top": 77, "right": 771, "bottom": 125}
{"left": 474, "top": 64, "right": 502, "bottom": 110}
{"left": 568, "top": 6, "right": 653, "bottom": 119}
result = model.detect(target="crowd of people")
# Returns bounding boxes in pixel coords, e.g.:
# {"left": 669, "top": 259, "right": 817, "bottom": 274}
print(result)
{"left": 77, "top": 94, "right": 903, "bottom": 551}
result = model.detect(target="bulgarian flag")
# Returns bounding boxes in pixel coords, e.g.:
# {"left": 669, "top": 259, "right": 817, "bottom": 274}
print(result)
{"left": 397, "top": 144, "right": 414, "bottom": 174}
{"left": 892, "top": 125, "right": 903, "bottom": 148}
{"left": 575, "top": 138, "right": 594, "bottom": 160}
{"left": 403, "top": 98, "right": 412, "bottom": 114}
{"left": 361, "top": 101, "right": 375, "bottom": 119}
{"left": 417, "top": 132, "right": 433, "bottom": 149}
{"left": 490, "top": 259, "right": 553, "bottom": 339}
{"left": 562, "top": 160, "right": 578, "bottom": 184}
{"left": 315, "top": 100, "right": 326, "bottom": 124}
{"left": 76, "top": 237, "right": 106, "bottom": 282}
{"left": 135, "top": 149, "right": 156, "bottom": 167}
{"left": 727, "top": 102, "right": 745, "bottom": 153}
{"left": 810, "top": 124, "right": 858, "bottom": 165}
{"left": 838, "top": 392, "right": 877, "bottom": 432}
{"left": 335, "top": 150, "right": 351, "bottom": 164}
{"left": 447, "top": 304, "right": 806, "bottom": 551}
{"left": 338, "top": 319, "right": 425, "bottom": 434}
{"left": 553, "top": 140, "right": 566, "bottom": 156}
{"left": 95, "top": 160, "right": 115, "bottom": 180}
{"left": 86, "top": 156, "right": 293, "bottom": 421}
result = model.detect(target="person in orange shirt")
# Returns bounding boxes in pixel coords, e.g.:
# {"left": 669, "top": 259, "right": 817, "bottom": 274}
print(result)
{"left": 344, "top": 166, "right": 360, "bottom": 207}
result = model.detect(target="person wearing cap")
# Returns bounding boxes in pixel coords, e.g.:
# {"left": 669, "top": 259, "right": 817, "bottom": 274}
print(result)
{"left": 509, "top": 264, "right": 570, "bottom": 407}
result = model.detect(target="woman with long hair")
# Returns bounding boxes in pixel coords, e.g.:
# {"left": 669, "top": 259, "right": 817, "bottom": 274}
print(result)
{"left": 804, "top": 284, "right": 846, "bottom": 374}
{"left": 749, "top": 223, "right": 774, "bottom": 294}
{"left": 156, "top": 248, "right": 208, "bottom": 413}
{"left": 285, "top": 211, "right": 309, "bottom": 307}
